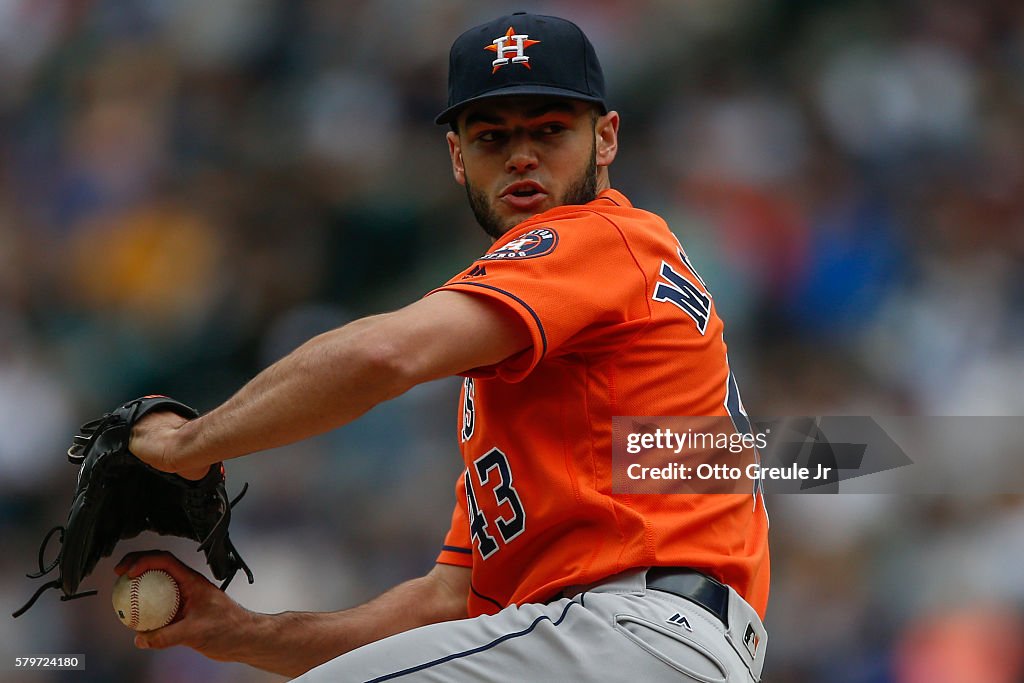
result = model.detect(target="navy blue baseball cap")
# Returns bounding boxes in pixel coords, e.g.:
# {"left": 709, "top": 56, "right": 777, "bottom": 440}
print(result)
{"left": 436, "top": 12, "right": 608, "bottom": 125}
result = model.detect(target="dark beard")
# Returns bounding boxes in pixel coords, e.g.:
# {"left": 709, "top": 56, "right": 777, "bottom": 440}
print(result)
{"left": 465, "top": 146, "right": 598, "bottom": 240}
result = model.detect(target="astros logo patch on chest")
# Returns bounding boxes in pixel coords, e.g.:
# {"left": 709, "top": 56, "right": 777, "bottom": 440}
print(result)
{"left": 486, "top": 26, "right": 540, "bottom": 73}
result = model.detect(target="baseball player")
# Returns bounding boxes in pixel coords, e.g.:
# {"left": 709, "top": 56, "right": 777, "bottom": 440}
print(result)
{"left": 120, "top": 12, "right": 769, "bottom": 682}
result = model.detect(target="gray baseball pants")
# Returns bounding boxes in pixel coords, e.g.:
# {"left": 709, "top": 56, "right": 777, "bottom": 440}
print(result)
{"left": 291, "top": 568, "right": 766, "bottom": 682}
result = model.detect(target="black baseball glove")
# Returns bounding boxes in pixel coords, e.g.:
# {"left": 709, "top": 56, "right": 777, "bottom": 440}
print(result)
{"left": 12, "top": 396, "right": 253, "bottom": 617}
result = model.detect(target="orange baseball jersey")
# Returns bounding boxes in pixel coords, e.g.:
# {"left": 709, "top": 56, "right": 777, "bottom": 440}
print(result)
{"left": 429, "top": 189, "right": 769, "bottom": 619}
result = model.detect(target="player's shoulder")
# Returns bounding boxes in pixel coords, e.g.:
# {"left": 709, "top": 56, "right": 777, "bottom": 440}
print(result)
{"left": 485, "top": 190, "right": 676, "bottom": 269}
{"left": 523, "top": 190, "right": 670, "bottom": 240}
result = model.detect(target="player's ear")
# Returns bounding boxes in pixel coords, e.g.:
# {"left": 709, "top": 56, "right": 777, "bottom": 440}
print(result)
{"left": 595, "top": 110, "right": 619, "bottom": 168}
{"left": 447, "top": 131, "right": 466, "bottom": 186}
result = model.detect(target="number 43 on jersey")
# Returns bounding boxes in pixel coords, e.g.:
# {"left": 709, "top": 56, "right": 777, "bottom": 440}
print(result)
{"left": 464, "top": 448, "right": 526, "bottom": 559}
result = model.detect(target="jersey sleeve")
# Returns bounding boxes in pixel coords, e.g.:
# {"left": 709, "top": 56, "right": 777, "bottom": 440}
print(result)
{"left": 427, "top": 213, "right": 649, "bottom": 382}
{"left": 436, "top": 472, "right": 474, "bottom": 568}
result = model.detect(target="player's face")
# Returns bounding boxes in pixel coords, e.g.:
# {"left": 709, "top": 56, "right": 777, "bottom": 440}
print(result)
{"left": 447, "top": 97, "right": 619, "bottom": 239}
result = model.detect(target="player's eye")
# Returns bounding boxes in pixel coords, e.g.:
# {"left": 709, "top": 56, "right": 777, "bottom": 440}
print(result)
{"left": 538, "top": 123, "right": 566, "bottom": 135}
{"left": 476, "top": 130, "right": 505, "bottom": 143}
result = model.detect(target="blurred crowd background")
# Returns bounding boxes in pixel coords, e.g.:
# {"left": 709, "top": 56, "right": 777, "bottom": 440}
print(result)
{"left": 1, "top": 0, "right": 1023, "bottom": 681}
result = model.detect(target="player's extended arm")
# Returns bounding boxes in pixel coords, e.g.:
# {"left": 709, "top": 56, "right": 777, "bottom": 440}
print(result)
{"left": 118, "top": 551, "right": 470, "bottom": 678}
{"left": 131, "top": 290, "right": 531, "bottom": 476}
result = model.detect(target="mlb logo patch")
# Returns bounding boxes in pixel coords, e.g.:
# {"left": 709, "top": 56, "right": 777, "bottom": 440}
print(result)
{"left": 743, "top": 623, "right": 761, "bottom": 658}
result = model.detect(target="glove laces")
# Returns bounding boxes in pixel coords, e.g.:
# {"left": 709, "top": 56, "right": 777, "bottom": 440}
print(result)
{"left": 11, "top": 526, "right": 97, "bottom": 618}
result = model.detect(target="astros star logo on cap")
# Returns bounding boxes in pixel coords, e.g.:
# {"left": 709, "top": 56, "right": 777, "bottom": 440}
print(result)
{"left": 434, "top": 13, "right": 607, "bottom": 124}
{"left": 485, "top": 26, "right": 540, "bottom": 73}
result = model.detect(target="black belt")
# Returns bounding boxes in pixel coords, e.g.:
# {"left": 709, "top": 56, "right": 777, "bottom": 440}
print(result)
{"left": 646, "top": 567, "right": 730, "bottom": 627}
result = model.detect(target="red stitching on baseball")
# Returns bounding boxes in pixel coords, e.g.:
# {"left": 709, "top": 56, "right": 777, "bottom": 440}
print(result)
{"left": 129, "top": 578, "right": 140, "bottom": 629}
{"left": 163, "top": 571, "right": 180, "bottom": 626}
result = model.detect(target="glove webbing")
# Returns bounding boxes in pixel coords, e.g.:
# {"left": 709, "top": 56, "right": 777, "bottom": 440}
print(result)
{"left": 10, "top": 483, "right": 253, "bottom": 618}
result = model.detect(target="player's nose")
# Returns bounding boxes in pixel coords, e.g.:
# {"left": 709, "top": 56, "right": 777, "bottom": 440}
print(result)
{"left": 505, "top": 133, "right": 539, "bottom": 174}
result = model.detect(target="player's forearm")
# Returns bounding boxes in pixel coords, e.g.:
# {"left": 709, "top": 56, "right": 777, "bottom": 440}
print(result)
{"left": 153, "top": 291, "right": 529, "bottom": 475}
{"left": 169, "top": 314, "right": 415, "bottom": 472}
{"left": 237, "top": 573, "right": 469, "bottom": 678}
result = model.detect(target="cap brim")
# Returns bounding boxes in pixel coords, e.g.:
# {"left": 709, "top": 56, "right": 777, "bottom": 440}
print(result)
{"left": 435, "top": 85, "right": 607, "bottom": 125}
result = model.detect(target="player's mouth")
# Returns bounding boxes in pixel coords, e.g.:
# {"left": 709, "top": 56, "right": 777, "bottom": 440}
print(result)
{"left": 500, "top": 181, "right": 549, "bottom": 212}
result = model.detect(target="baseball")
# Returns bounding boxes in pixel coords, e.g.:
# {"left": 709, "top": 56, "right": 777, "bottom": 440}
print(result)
{"left": 112, "top": 570, "right": 181, "bottom": 632}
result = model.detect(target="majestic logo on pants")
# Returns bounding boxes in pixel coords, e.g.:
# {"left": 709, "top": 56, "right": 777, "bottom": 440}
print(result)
{"left": 666, "top": 613, "right": 693, "bottom": 631}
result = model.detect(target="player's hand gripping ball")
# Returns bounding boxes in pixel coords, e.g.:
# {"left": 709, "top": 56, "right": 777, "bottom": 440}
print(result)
{"left": 112, "top": 570, "right": 180, "bottom": 631}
